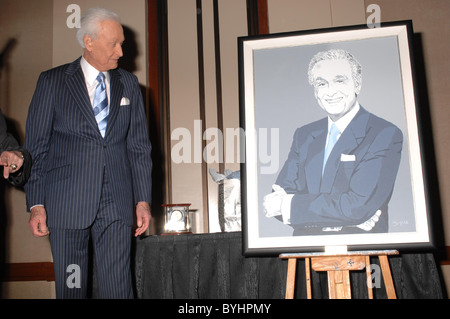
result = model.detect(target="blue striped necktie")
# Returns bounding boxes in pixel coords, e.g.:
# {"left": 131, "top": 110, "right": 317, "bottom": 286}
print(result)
{"left": 323, "top": 123, "right": 339, "bottom": 174}
{"left": 93, "top": 72, "right": 109, "bottom": 137}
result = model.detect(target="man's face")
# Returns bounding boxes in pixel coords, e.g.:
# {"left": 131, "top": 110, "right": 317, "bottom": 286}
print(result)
{"left": 311, "top": 59, "right": 360, "bottom": 121}
{"left": 83, "top": 19, "right": 124, "bottom": 72}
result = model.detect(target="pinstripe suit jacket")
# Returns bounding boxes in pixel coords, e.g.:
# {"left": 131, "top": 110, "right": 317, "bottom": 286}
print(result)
{"left": 24, "top": 58, "right": 152, "bottom": 229}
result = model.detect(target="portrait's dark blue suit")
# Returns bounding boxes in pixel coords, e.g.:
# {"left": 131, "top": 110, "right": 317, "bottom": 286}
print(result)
{"left": 276, "top": 106, "right": 403, "bottom": 234}
{"left": 24, "top": 58, "right": 152, "bottom": 297}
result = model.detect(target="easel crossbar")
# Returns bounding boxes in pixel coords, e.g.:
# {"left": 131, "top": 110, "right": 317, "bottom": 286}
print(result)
{"left": 279, "top": 250, "right": 399, "bottom": 259}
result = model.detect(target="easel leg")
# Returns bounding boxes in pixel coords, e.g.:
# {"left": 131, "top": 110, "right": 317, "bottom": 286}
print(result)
{"left": 305, "top": 258, "right": 311, "bottom": 299}
{"left": 285, "top": 258, "right": 297, "bottom": 299}
{"left": 379, "top": 255, "right": 397, "bottom": 299}
{"left": 365, "top": 256, "right": 374, "bottom": 299}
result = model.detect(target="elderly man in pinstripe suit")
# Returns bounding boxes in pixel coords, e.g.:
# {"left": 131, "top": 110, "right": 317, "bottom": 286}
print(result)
{"left": 24, "top": 8, "right": 152, "bottom": 298}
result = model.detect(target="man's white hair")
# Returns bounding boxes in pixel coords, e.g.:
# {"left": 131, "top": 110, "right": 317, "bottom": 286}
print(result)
{"left": 76, "top": 7, "right": 121, "bottom": 48}
{"left": 308, "top": 49, "right": 362, "bottom": 92}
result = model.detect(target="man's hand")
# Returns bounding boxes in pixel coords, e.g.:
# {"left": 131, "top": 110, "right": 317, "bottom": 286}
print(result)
{"left": 263, "top": 184, "right": 287, "bottom": 217}
{"left": 29, "top": 206, "right": 49, "bottom": 237}
{"left": 0, "top": 150, "right": 24, "bottom": 179}
{"left": 356, "top": 210, "right": 382, "bottom": 231}
{"left": 135, "top": 201, "right": 151, "bottom": 237}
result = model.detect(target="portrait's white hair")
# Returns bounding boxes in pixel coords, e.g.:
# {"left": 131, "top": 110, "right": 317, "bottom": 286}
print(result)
{"left": 308, "top": 49, "right": 362, "bottom": 92}
{"left": 76, "top": 7, "right": 121, "bottom": 48}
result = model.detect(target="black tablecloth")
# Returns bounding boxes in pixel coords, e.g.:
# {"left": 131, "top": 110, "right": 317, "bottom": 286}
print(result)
{"left": 134, "top": 232, "right": 444, "bottom": 299}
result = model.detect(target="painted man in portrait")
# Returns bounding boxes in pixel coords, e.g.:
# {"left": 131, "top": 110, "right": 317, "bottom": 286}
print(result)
{"left": 263, "top": 49, "right": 403, "bottom": 235}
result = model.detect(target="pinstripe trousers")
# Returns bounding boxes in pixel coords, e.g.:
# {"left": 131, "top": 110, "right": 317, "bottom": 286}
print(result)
{"left": 49, "top": 173, "right": 134, "bottom": 299}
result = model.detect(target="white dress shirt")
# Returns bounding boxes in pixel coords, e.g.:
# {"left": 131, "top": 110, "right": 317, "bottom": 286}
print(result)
{"left": 80, "top": 56, "right": 111, "bottom": 110}
{"left": 324, "top": 101, "right": 360, "bottom": 146}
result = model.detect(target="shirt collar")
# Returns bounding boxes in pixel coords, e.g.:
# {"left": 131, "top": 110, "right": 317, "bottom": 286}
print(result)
{"left": 328, "top": 101, "right": 360, "bottom": 134}
{"left": 80, "top": 56, "right": 110, "bottom": 86}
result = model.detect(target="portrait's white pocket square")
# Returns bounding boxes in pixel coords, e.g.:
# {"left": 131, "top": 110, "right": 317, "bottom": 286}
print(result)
{"left": 341, "top": 154, "right": 356, "bottom": 162}
{"left": 120, "top": 97, "right": 130, "bottom": 105}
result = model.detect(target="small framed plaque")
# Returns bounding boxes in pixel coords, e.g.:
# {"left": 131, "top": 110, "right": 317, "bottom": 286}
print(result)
{"left": 162, "top": 203, "right": 192, "bottom": 235}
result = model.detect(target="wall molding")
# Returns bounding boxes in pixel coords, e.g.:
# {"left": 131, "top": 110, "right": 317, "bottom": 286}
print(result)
{"left": 1, "top": 262, "right": 55, "bottom": 282}
{"left": 442, "top": 246, "right": 450, "bottom": 265}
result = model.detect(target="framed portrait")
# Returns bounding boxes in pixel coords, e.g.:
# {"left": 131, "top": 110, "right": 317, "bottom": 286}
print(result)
{"left": 238, "top": 21, "right": 435, "bottom": 255}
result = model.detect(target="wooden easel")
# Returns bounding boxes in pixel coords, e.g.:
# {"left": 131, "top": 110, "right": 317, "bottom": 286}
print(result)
{"left": 279, "top": 249, "right": 399, "bottom": 299}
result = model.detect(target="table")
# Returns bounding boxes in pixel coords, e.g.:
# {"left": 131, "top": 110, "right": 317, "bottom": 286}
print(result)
{"left": 134, "top": 232, "right": 444, "bottom": 299}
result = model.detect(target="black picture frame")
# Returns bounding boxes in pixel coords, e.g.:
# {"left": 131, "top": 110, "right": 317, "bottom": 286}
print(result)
{"left": 238, "top": 21, "right": 435, "bottom": 256}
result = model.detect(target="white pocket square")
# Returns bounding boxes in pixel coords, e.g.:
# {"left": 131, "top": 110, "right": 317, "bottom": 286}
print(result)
{"left": 341, "top": 154, "right": 356, "bottom": 162}
{"left": 120, "top": 97, "right": 130, "bottom": 105}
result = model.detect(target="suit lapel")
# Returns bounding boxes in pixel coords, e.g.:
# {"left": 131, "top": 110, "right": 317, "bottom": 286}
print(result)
{"left": 305, "top": 124, "right": 327, "bottom": 194}
{"left": 104, "top": 69, "right": 123, "bottom": 139}
{"left": 65, "top": 58, "right": 100, "bottom": 134}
